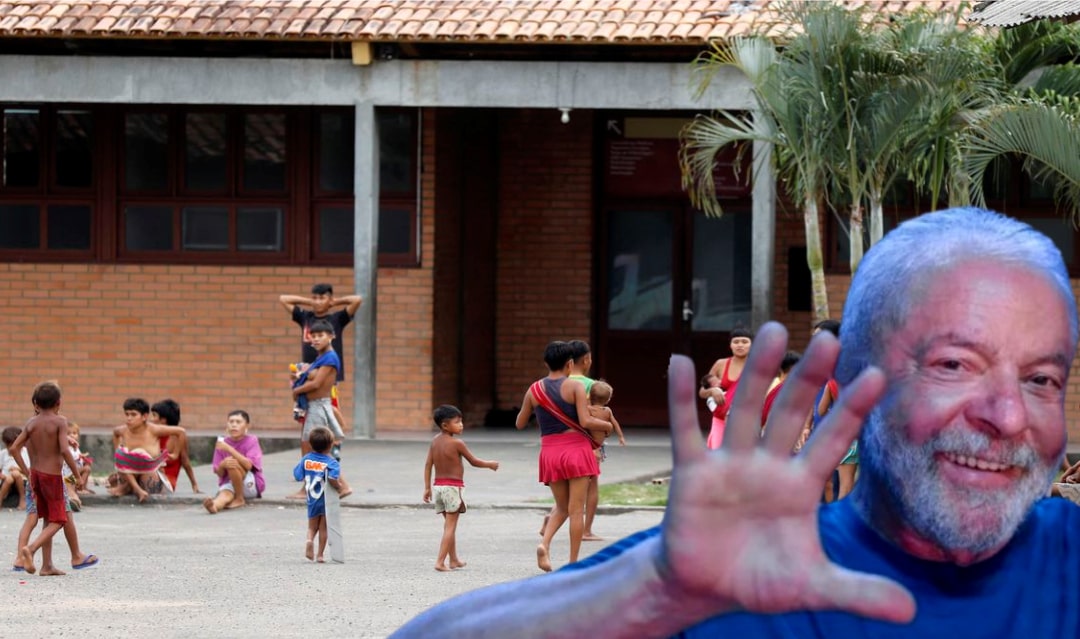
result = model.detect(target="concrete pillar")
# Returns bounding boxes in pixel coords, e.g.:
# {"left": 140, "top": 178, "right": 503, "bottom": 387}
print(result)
{"left": 352, "top": 101, "right": 379, "bottom": 439}
{"left": 751, "top": 136, "right": 776, "bottom": 329}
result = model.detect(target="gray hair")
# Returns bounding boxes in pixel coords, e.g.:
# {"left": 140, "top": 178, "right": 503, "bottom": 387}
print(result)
{"left": 836, "top": 207, "right": 1078, "bottom": 384}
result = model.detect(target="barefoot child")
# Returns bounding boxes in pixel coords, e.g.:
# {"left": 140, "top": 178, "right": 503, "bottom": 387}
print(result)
{"left": 10, "top": 381, "right": 97, "bottom": 576}
{"left": 151, "top": 399, "right": 201, "bottom": 494}
{"left": 292, "top": 427, "right": 342, "bottom": 562}
{"left": 291, "top": 319, "right": 352, "bottom": 497}
{"left": 422, "top": 405, "right": 499, "bottom": 572}
{"left": 203, "top": 409, "right": 265, "bottom": 514}
{"left": 109, "top": 398, "right": 187, "bottom": 503}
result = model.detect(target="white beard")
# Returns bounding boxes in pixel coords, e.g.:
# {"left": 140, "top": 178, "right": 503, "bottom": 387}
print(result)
{"left": 859, "top": 406, "right": 1057, "bottom": 556}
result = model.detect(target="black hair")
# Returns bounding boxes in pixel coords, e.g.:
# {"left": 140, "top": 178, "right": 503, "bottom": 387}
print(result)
{"left": 151, "top": 399, "right": 181, "bottom": 426}
{"left": 308, "top": 427, "right": 333, "bottom": 454}
{"left": 542, "top": 341, "right": 575, "bottom": 372}
{"left": 309, "top": 319, "right": 335, "bottom": 335}
{"left": 700, "top": 373, "right": 718, "bottom": 389}
{"left": 1, "top": 426, "right": 20, "bottom": 446}
{"left": 123, "top": 397, "right": 150, "bottom": 414}
{"left": 32, "top": 382, "right": 61, "bottom": 410}
{"left": 813, "top": 319, "right": 841, "bottom": 337}
{"left": 228, "top": 409, "right": 251, "bottom": 423}
{"left": 311, "top": 283, "right": 333, "bottom": 296}
{"left": 568, "top": 340, "right": 591, "bottom": 363}
{"left": 780, "top": 350, "right": 801, "bottom": 374}
{"left": 433, "top": 404, "right": 464, "bottom": 429}
{"left": 730, "top": 327, "right": 753, "bottom": 340}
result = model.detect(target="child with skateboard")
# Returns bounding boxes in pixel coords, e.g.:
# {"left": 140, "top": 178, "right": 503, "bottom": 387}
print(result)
{"left": 292, "top": 427, "right": 342, "bottom": 563}
{"left": 422, "top": 405, "right": 499, "bottom": 572}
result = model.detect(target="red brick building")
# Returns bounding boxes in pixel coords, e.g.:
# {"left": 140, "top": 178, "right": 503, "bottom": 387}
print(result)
{"left": 2, "top": 0, "right": 1078, "bottom": 441}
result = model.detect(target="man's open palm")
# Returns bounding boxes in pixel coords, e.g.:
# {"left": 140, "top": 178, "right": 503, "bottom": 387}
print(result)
{"left": 656, "top": 323, "right": 916, "bottom": 623}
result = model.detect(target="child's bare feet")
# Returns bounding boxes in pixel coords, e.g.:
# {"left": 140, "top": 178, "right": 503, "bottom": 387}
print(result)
{"left": 134, "top": 487, "right": 149, "bottom": 503}
{"left": 16, "top": 501, "right": 26, "bottom": 511}
{"left": 434, "top": 564, "right": 451, "bottom": 572}
{"left": 536, "top": 544, "right": 552, "bottom": 572}
{"left": 316, "top": 555, "right": 325, "bottom": 563}
{"left": 305, "top": 540, "right": 314, "bottom": 561}
{"left": 202, "top": 497, "right": 218, "bottom": 514}
{"left": 39, "top": 566, "right": 66, "bottom": 576}
{"left": 450, "top": 560, "right": 467, "bottom": 569}
{"left": 582, "top": 532, "right": 604, "bottom": 541}
{"left": 224, "top": 498, "right": 246, "bottom": 510}
{"left": 19, "top": 546, "right": 35, "bottom": 575}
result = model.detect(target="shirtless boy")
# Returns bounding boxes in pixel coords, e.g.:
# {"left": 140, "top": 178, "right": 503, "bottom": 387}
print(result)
{"left": 110, "top": 398, "right": 186, "bottom": 503}
{"left": 292, "top": 320, "right": 352, "bottom": 497}
{"left": 422, "top": 405, "right": 499, "bottom": 572}
{"left": 10, "top": 381, "right": 86, "bottom": 576}
{"left": 151, "top": 399, "right": 200, "bottom": 494}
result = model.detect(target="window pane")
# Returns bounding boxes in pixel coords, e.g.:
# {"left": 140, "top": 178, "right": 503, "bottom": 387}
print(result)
{"left": 3, "top": 109, "right": 39, "bottom": 188}
{"left": 47, "top": 204, "right": 91, "bottom": 250}
{"left": 690, "top": 212, "right": 752, "bottom": 332}
{"left": 0, "top": 204, "right": 39, "bottom": 248}
{"left": 55, "top": 110, "right": 93, "bottom": 188}
{"left": 318, "top": 113, "right": 353, "bottom": 193}
{"left": 378, "top": 206, "right": 412, "bottom": 255}
{"left": 243, "top": 113, "right": 286, "bottom": 191}
{"left": 125, "top": 113, "right": 169, "bottom": 191}
{"left": 606, "top": 210, "right": 673, "bottom": 331}
{"left": 182, "top": 206, "right": 229, "bottom": 250}
{"left": 378, "top": 110, "right": 416, "bottom": 194}
{"left": 238, "top": 206, "right": 282, "bottom": 251}
{"left": 185, "top": 113, "right": 227, "bottom": 191}
{"left": 319, "top": 206, "right": 353, "bottom": 254}
{"left": 125, "top": 205, "right": 173, "bottom": 251}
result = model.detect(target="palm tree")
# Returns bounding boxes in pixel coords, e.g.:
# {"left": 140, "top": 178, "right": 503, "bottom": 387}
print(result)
{"left": 681, "top": 34, "right": 845, "bottom": 321}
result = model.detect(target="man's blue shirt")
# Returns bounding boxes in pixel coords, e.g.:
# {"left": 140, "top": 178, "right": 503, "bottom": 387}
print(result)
{"left": 568, "top": 499, "right": 1080, "bottom": 638}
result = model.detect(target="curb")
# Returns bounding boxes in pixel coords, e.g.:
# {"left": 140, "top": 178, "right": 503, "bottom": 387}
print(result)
{"left": 76, "top": 494, "right": 667, "bottom": 514}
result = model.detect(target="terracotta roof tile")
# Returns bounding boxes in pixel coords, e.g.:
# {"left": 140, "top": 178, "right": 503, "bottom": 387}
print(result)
{"left": 0, "top": 0, "right": 972, "bottom": 44}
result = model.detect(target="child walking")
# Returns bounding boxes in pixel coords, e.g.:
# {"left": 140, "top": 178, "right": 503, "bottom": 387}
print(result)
{"left": 10, "top": 381, "right": 96, "bottom": 575}
{"left": 422, "top": 405, "right": 499, "bottom": 572}
{"left": 292, "top": 427, "right": 342, "bottom": 563}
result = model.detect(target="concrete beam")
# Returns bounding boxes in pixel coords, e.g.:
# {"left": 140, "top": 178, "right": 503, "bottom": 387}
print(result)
{"left": 0, "top": 55, "right": 753, "bottom": 110}
{"left": 351, "top": 42, "right": 372, "bottom": 66}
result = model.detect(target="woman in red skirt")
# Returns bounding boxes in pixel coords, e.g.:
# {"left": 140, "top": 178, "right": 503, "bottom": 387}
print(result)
{"left": 516, "top": 341, "right": 612, "bottom": 572}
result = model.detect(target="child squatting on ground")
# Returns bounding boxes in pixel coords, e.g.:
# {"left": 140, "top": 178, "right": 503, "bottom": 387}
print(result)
{"left": 204, "top": 409, "right": 265, "bottom": 514}
{"left": 109, "top": 398, "right": 187, "bottom": 503}
{"left": 422, "top": 405, "right": 499, "bottom": 572}
{"left": 9, "top": 381, "right": 98, "bottom": 575}
{"left": 293, "top": 427, "right": 342, "bottom": 563}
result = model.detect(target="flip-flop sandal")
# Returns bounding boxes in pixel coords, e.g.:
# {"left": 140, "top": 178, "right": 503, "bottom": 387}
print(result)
{"left": 72, "top": 554, "right": 99, "bottom": 570}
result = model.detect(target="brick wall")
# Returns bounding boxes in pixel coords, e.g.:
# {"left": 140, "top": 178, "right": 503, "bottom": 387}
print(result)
{"left": 0, "top": 109, "right": 439, "bottom": 434}
{"left": 494, "top": 109, "right": 594, "bottom": 407}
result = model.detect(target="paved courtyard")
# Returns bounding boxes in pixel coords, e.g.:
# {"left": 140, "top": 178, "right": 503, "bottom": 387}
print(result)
{"left": 0, "top": 503, "right": 663, "bottom": 637}
{"left": 0, "top": 430, "right": 673, "bottom": 637}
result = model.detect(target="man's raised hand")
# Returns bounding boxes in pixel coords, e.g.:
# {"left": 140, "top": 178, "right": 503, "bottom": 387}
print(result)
{"left": 653, "top": 322, "right": 915, "bottom": 623}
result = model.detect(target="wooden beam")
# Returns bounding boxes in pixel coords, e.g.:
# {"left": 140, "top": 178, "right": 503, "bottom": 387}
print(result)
{"left": 351, "top": 41, "right": 372, "bottom": 66}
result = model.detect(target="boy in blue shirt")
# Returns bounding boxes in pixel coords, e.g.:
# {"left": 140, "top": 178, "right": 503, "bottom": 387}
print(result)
{"left": 292, "top": 427, "right": 341, "bottom": 563}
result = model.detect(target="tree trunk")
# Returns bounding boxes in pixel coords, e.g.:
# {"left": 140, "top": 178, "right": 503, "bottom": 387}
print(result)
{"left": 848, "top": 203, "right": 864, "bottom": 274}
{"left": 803, "top": 197, "right": 831, "bottom": 322}
{"left": 869, "top": 187, "right": 884, "bottom": 245}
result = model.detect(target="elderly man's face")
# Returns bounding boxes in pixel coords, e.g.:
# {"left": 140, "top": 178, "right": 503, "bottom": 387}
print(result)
{"left": 865, "top": 260, "right": 1071, "bottom": 563}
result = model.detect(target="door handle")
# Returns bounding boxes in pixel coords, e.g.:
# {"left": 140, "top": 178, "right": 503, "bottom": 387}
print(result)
{"left": 682, "top": 300, "right": 694, "bottom": 322}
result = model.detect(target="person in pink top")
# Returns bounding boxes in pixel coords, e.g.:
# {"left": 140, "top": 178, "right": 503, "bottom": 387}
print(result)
{"left": 203, "top": 410, "right": 265, "bottom": 514}
{"left": 699, "top": 328, "right": 753, "bottom": 448}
